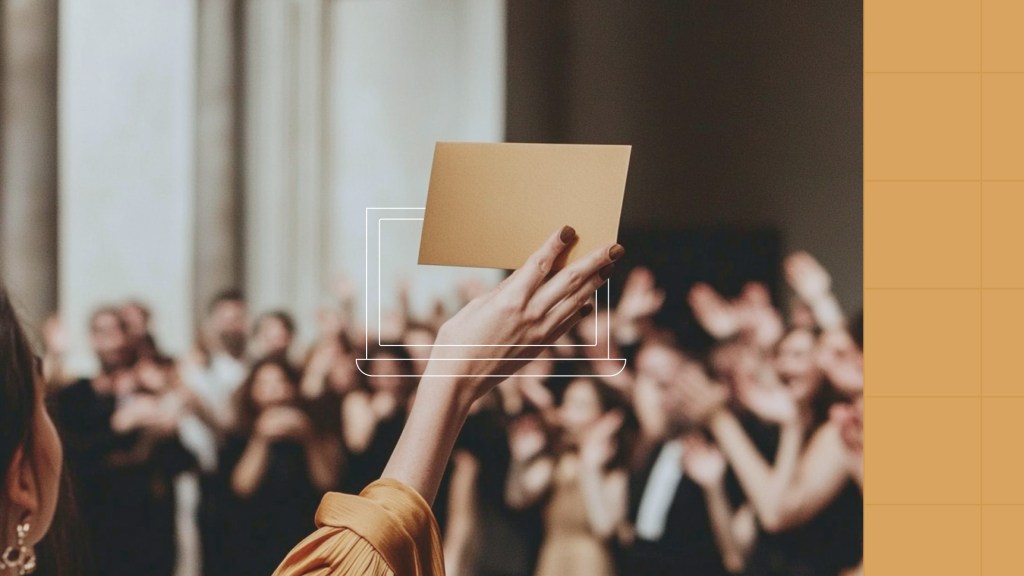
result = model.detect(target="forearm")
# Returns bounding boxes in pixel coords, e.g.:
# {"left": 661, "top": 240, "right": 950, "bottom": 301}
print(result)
{"left": 444, "top": 452, "right": 479, "bottom": 576}
{"left": 305, "top": 436, "right": 340, "bottom": 492}
{"left": 300, "top": 369, "right": 327, "bottom": 399}
{"left": 772, "top": 424, "right": 849, "bottom": 531}
{"left": 703, "top": 483, "right": 747, "bottom": 573}
{"left": 809, "top": 294, "right": 844, "bottom": 332}
{"left": 232, "top": 439, "right": 270, "bottom": 497}
{"left": 342, "top": 394, "right": 379, "bottom": 453}
{"left": 381, "top": 376, "right": 472, "bottom": 505}
{"left": 708, "top": 411, "right": 802, "bottom": 528}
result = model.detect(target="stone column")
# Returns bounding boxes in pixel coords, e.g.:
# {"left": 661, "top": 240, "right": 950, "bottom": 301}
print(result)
{"left": 243, "top": 0, "right": 332, "bottom": 344}
{"left": 59, "top": 0, "right": 197, "bottom": 372}
{"left": 194, "top": 0, "right": 242, "bottom": 319}
{"left": 0, "top": 0, "right": 59, "bottom": 329}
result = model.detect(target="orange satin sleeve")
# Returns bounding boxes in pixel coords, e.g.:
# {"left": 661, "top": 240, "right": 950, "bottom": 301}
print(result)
{"left": 272, "top": 478, "right": 445, "bottom": 576}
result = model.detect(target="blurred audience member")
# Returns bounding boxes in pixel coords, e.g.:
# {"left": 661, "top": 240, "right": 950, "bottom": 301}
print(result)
{"left": 218, "top": 357, "right": 339, "bottom": 576}
{"left": 44, "top": 249, "right": 862, "bottom": 576}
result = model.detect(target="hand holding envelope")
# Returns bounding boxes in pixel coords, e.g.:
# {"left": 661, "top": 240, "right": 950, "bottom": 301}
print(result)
{"left": 422, "top": 226, "right": 624, "bottom": 395}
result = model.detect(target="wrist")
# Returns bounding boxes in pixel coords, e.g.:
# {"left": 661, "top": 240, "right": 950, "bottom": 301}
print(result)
{"left": 702, "top": 479, "right": 726, "bottom": 494}
{"left": 415, "top": 374, "right": 475, "bottom": 420}
{"left": 707, "top": 407, "right": 732, "bottom": 433}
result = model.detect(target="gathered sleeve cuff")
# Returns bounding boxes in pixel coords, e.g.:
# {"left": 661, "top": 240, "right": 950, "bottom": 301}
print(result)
{"left": 272, "top": 479, "right": 445, "bottom": 576}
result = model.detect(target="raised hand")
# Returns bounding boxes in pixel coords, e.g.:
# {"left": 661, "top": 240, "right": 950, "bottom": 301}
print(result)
{"left": 784, "top": 251, "right": 832, "bottom": 303}
{"left": 616, "top": 267, "right": 666, "bottom": 323}
{"left": 738, "top": 380, "right": 799, "bottom": 425}
{"left": 682, "top": 435, "right": 727, "bottom": 488}
{"left": 424, "top": 226, "right": 622, "bottom": 399}
{"left": 736, "top": 282, "right": 784, "bottom": 348}
{"left": 42, "top": 313, "right": 68, "bottom": 356}
{"left": 509, "top": 414, "right": 548, "bottom": 462}
{"left": 382, "top": 227, "right": 623, "bottom": 504}
{"left": 688, "top": 283, "right": 740, "bottom": 339}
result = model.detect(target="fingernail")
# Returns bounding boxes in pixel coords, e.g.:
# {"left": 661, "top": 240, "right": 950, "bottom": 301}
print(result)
{"left": 559, "top": 226, "right": 576, "bottom": 244}
{"left": 580, "top": 302, "right": 595, "bottom": 316}
{"left": 608, "top": 244, "right": 625, "bottom": 261}
{"left": 599, "top": 264, "right": 614, "bottom": 280}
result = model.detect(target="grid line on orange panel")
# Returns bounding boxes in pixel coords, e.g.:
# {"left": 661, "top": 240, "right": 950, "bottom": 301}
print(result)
{"left": 979, "top": 5, "right": 985, "bottom": 574}
{"left": 982, "top": 184, "right": 1024, "bottom": 288}
{"left": 865, "top": 71, "right": 1024, "bottom": 75}
{"left": 981, "top": 75, "right": 1024, "bottom": 181}
{"left": 866, "top": 396, "right": 1024, "bottom": 399}
{"left": 865, "top": 179, "right": 1024, "bottom": 183}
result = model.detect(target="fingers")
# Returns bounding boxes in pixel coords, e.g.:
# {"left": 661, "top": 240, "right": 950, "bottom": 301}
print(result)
{"left": 506, "top": 226, "right": 577, "bottom": 299}
{"left": 544, "top": 298, "right": 595, "bottom": 345}
{"left": 532, "top": 242, "right": 623, "bottom": 315}
{"left": 541, "top": 262, "right": 614, "bottom": 334}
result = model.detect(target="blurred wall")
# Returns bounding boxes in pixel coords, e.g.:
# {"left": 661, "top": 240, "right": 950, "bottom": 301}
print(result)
{"left": 45, "top": 0, "right": 505, "bottom": 367}
{"left": 328, "top": 0, "right": 506, "bottom": 327}
{"left": 245, "top": 0, "right": 505, "bottom": 343}
{"left": 507, "top": 1, "right": 863, "bottom": 313}
{"left": 59, "top": 0, "right": 197, "bottom": 372}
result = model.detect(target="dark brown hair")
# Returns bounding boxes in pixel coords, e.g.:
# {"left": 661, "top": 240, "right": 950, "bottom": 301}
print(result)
{"left": 1, "top": 284, "right": 87, "bottom": 575}
{"left": 232, "top": 356, "right": 303, "bottom": 435}
{"left": 1, "top": 284, "right": 38, "bottom": 508}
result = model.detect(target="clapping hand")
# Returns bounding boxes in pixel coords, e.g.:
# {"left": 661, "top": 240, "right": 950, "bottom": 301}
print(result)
{"left": 256, "top": 406, "right": 314, "bottom": 442}
{"left": 738, "top": 380, "right": 799, "bottom": 425}
{"left": 682, "top": 435, "right": 727, "bottom": 489}
{"left": 509, "top": 414, "right": 548, "bottom": 462}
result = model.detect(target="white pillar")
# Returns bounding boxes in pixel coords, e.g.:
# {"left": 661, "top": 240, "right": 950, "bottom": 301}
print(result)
{"left": 243, "top": 0, "right": 332, "bottom": 344}
{"left": 194, "top": 0, "right": 242, "bottom": 318}
{"left": 59, "top": 0, "right": 197, "bottom": 373}
{"left": 1, "top": 0, "right": 59, "bottom": 330}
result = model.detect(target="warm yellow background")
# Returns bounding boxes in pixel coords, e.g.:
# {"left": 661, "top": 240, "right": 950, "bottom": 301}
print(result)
{"left": 866, "top": 0, "right": 1024, "bottom": 573}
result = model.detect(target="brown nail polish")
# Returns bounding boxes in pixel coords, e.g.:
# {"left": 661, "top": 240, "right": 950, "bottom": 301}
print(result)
{"left": 560, "top": 226, "right": 576, "bottom": 244}
{"left": 599, "top": 264, "right": 614, "bottom": 280}
{"left": 580, "top": 302, "right": 594, "bottom": 316}
{"left": 608, "top": 244, "right": 625, "bottom": 261}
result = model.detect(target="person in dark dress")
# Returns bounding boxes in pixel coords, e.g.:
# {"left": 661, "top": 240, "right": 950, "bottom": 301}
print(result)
{"left": 448, "top": 392, "right": 543, "bottom": 576}
{"left": 341, "top": 346, "right": 413, "bottom": 491}
{"left": 52, "top": 307, "right": 192, "bottom": 576}
{"left": 219, "top": 357, "right": 340, "bottom": 576}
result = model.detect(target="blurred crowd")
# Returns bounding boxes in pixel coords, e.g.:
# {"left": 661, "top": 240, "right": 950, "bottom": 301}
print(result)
{"left": 39, "top": 251, "right": 863, "bottom": 576}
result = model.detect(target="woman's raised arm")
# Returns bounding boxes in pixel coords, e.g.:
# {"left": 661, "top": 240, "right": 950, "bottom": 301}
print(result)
{"left": 382, "top": 226, "right": 622, "bottom": 503}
